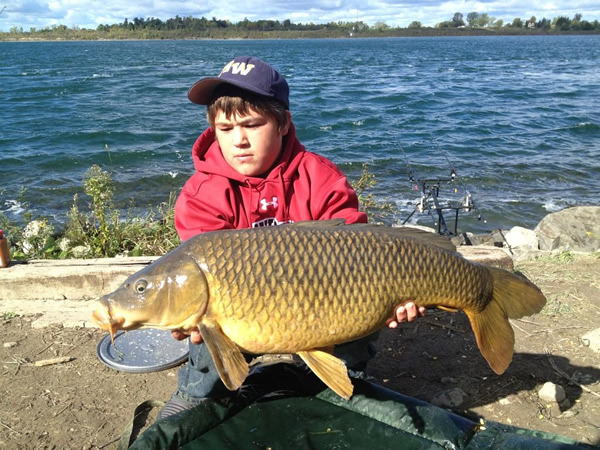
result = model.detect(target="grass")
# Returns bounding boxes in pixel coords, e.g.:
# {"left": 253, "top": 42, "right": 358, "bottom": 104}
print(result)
{"left": 540, "top": 296, "right": 575, "bottom": 316}
{"left": 0, "top": 163, "right": 391, "bottom": 260}
{"left": 1, "top": 312, "right": 19, "bottom": 321}
{"left": 555, "top": 251, "right": 575, "bottom": 263}
{"left": 1, "top": 165, "right": 180, "bottom": 259}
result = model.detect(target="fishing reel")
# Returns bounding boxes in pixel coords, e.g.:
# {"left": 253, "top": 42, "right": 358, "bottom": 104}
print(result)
{"left": 400, "top": 145, "right": 486, "bottom": 236}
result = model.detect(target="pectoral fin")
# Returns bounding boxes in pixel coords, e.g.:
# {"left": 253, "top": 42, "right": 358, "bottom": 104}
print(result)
{"left": 297, "top": 350, "right": 353, "bottom": 400}
{"left": 198, "top": 318, "right": 248, "bottom": 391}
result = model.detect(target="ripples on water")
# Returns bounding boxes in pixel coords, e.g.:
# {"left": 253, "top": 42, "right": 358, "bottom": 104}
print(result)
{"left": 1, "top": 36, "right": 599, "bottom": 233}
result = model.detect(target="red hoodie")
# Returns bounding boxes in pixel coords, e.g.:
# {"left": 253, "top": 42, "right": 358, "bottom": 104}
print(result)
{"left": 175, "top": 124, "right": 368, "bottom": 241}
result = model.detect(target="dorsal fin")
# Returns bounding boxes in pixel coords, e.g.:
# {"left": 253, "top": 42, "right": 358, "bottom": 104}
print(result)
{"left": 291, "top": 219, "right": 347, "bottom": 228}
{"left": 291, "top": 221, "right": 456, "bottom": 252}
{"left": 344, "top": 224, "right": 457, "bottom": 252}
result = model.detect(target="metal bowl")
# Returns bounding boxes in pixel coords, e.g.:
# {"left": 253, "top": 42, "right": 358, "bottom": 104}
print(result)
{"left": 96, "top": 329, "right": 189, "bottom": 373}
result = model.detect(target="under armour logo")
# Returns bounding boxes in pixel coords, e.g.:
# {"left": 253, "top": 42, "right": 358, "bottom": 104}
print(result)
{"left": 260, "top": 197, "right": 278, "bottom": 211}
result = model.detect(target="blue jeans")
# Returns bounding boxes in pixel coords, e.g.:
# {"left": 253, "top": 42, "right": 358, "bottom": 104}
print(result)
{"left": 174, "top": 333, "right": 379, "bottom": 404}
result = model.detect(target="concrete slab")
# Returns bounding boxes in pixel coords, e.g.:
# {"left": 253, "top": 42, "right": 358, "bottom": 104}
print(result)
{"left": 0, "top": 256, "right": 159, "bottom": 301}
{"left": 0, "top": 246, "right": 513, "bottom": 329}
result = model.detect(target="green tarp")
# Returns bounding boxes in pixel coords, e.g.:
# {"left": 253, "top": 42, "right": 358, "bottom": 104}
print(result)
{"left": 128, "top": 368, "right": 595, "bottom": 449}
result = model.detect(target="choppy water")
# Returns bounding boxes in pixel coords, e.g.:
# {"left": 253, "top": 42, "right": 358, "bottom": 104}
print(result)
{"left": 1, "top": 36, "right": 599, "bottom": 234}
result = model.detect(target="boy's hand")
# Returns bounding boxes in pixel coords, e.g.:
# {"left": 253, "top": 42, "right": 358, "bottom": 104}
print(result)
{"left": 386, "top": 302, "right": 426, "bottom": 328}
{"left": 171, "top": 329, "right": 203, "bottom": 344}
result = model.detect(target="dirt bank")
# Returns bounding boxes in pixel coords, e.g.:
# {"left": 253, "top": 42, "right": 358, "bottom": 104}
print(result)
{"left": 1, "top": 252, "right": 599, "bottom": 448}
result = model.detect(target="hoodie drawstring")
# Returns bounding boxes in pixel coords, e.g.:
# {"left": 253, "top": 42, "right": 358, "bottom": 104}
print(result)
{"left": 243, "top": 179, "right": 255, "bottom": 227}
{"left": 278, "top": 168, "right": 290, "bottom": 222}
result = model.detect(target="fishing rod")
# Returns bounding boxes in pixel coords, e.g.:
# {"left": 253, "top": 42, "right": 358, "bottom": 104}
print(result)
{"left": 398, "top": 143, "right": 486, "bottom": 236}
{"left": 432, "top": 139, "right": 487, "bottom": 226}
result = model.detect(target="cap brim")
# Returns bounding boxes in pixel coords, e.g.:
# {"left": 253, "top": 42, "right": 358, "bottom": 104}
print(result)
{"left": 188, "top": 77, "right": 284, "bottom": 106}
{"left": 187, "top": 78, "right": 227, "bottom": 105}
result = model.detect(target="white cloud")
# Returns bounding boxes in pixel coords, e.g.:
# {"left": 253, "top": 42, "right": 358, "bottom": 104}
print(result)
{"left": 1, "top": 0, "right": 598, "bottom": 31}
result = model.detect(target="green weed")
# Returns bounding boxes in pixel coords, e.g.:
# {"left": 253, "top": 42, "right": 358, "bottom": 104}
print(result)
{"left": 351, "top": 163, "right": 396, "bottom": 222}
{"left": 1, "top": 165, "right": 180, "bottom": 259}
{"left": 2, "top": 163, "right": 393, "bottom": 259}
{"left": 555, "top": 250, "right": 574, "bottom": 263}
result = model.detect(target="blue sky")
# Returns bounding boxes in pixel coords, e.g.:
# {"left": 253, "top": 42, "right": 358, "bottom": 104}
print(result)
{"left": 1, "top": 0, "right": 599, "bottom": 32}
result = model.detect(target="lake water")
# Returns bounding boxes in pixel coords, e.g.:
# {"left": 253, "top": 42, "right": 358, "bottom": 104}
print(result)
{"left": 1, "top": 36, "right": 599, "bottom": 234}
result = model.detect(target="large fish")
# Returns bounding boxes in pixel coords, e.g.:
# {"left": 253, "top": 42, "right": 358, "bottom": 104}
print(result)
{"left": 92, "top": 221, "right": 546, "bottom": 399}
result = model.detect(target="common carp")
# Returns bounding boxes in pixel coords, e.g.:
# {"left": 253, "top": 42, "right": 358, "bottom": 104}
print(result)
{"left": 92, "top": 220, "right": 546, "bottom": 399}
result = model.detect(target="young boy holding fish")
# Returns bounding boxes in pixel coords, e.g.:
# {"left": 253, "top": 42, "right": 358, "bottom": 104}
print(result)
{"left": 163, "top": 56, "right": 424, "bottom": 418}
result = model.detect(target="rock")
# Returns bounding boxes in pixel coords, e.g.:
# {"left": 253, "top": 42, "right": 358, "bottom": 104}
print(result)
{"left": 571, "top": 371, "right": 594, "bottom": 385}
{"left": 582, "top": 327, "right": 600, "bottom": 353}
{"left": 503, "top": 226, "right": 542, "bottom": 261}
{"left": 457, "top": 246, "right": 514, "bottom": 271}
{"left": 509, "top": 248, "right": 545, "bottom": 262}
{"left": 559, "top": 398, "right": 572, "bottom": 409}
{"left": 394, "top": 224, "right": 436, "bottom": 233}
{"left": 560, "top": 410, "right": 578, "bottom": 419}
{"left": 431, "top": 388, "right": 467, "bottom": 408}
{"left": 3, "top": 341, "right": 18, "bottom": 348}
{"left": 538, "top": 381, "right": 566, "bottom": 403}
{"left": 440, "top": 377, "right": 457, "bottom": 384}
{"left": 534, "top": 206, "right": 600, "bottom": 252}
{"left": 450, "top": 233, "right": 468, "bottom": 247}
{"left": 465, "top": 230, "right": 506, "bottom": 247}
{"left": 504, "top": 226, "right": 538, "bottom": 251}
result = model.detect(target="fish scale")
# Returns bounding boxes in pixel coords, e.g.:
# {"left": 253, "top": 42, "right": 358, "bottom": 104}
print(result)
{"left": 190, "top": 226, "right": 487, "bottom": 354}
{"left": 92, "top": 221, "right": 546, "bottom": 399}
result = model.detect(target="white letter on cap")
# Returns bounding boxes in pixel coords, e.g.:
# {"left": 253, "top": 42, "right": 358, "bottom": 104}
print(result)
{"left": 230, "top": 62, "right": 255, "bottom": 76}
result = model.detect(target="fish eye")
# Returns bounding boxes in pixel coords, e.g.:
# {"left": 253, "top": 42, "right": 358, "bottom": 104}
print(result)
{"left": 134, "top": 280, "right": 148, "bottom": 294}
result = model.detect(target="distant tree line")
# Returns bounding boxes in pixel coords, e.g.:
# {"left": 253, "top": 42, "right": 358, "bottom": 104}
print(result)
{"left": 435, "top": 12, "right": 598, "bottom": 31}
{"left": 2, "top": 12, "right": 598, "bottom": 40}
{"left": 96, "top": 16, "right": 361, "bottom": 33}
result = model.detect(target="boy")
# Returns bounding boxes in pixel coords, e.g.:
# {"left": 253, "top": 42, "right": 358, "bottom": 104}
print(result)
{"left": 163, "top": 56, "right": 424, "bottom": 418}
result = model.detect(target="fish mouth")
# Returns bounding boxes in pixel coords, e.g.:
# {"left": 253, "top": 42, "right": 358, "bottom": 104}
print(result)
{"left": 91, "top": 304, "right": 125, "bottom": 345}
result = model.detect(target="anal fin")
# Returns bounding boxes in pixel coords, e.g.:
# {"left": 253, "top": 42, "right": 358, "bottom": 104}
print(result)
{"left": 198, "top": 318, "right": 248, "bottom": 391}
{"left": 437, "top": 305, "right": 459, "bottom": 313}
{"left": 297, "top": 350, "right": 353, "bottom": 400}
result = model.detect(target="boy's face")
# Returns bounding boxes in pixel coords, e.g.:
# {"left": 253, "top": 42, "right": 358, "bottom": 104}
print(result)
{"left": 214, "top": 108, "right": 291, "bottom": 177}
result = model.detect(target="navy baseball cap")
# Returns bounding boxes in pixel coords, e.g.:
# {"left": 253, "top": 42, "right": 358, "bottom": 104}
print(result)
{"left": 188, "top": 56, "right": 289, "bottom": 109}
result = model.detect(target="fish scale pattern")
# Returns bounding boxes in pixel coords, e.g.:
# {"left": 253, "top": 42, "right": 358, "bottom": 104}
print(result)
{"left": 188, "top": 225, "right": 493, "bottom": 354}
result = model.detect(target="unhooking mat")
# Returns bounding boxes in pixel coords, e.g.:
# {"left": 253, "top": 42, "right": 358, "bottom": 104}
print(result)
{"left": 126, "top": 365, "right": 596, "bottom": 449}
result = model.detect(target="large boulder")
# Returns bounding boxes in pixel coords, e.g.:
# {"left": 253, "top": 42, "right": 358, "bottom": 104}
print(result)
{"left": 534, "top": 206, "right": 600, "bottom": 252}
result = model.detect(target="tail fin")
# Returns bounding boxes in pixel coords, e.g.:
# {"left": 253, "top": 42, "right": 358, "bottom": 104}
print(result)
{"left": 466, "top": 268, "right": 546, "bottom": 374}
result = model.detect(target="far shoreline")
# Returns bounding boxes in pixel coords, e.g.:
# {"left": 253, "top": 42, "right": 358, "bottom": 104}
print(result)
{"left": 2, "top": 28, "right": 599, "bottom": 43}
